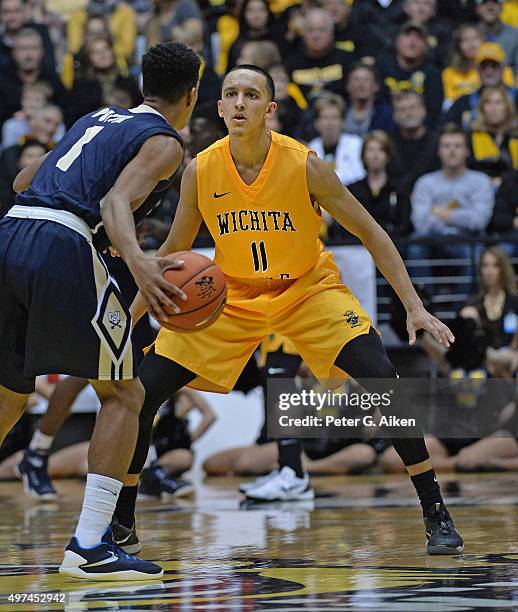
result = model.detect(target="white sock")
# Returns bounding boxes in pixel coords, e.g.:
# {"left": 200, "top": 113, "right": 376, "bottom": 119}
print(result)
{"left": 74, "top": 473, "right": 122, "bottom": 548}
{"left": 29, "top": 430, "right": 54, "bottom": 453}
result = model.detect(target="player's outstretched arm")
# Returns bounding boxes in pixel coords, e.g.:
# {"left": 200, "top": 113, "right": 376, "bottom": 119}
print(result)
{"left": 101, "top": 134, "right": 188, "bottom": 323}
{"left": 306, "top": 154, "right": 454, "bottom": 348}
{"left": 130, "top": 157, "right": 202, "bottom": 325}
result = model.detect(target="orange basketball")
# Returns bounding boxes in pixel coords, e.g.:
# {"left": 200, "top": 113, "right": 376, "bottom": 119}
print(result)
{"left": 160, "top": 251, "right": 227, "bottom": 332}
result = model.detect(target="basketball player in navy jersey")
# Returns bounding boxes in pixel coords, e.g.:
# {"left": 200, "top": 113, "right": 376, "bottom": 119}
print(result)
{"left": 0, "top": 42, "right": 200, "bottom": 580}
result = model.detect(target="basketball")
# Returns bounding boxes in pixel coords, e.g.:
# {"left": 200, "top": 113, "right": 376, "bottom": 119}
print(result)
{"left": 160, "top": 251, "right": 227, "bottom": 332}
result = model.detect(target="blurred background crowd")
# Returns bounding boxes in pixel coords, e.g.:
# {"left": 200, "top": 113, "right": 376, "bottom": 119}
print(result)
{"left": 1, "top": 0, "right": 518, "bottom": 284}
{"left": 2, "top": 0, "right": 518, "bottom": 486}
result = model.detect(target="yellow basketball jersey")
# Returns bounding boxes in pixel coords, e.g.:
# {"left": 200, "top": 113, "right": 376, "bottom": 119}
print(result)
{"left": 196, "top": 131, "right": 323, "bottom": 280}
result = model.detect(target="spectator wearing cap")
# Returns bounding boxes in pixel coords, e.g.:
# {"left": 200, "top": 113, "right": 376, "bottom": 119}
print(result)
{"left": 442, "top": 24, "right": 515, "bottom": 111}
{"left": 390, "top": 90, "right": 440, "bottom": 195}
{"left": 0, "top": 28, "right": 67, "bottom": 128}
{"left": 343, "top": 62, "right": 394, "bottom": 138}
{"left": 443, "top": 41, "right": 518, "bottom": 127}
{"left": 377, "top": 21, "right": 444, "bottom": 127}
{"left": 476, "top": 0, "right": 518, "bottom": 71}
{"left": 308, "top": 93, "right": 366, "bottom": 186}
{"left": 399, "top": 0, "right": 455, "bottom": 68}
{"left": 0, "top": 0, "right": 56, "bottom": 74}
{"left": 286, "top": 8, "right": 355, "bottom": 103}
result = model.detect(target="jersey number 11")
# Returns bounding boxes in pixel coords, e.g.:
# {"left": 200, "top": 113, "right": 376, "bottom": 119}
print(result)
{"left": 251, "top": 240, "right": 268, "bottom": 272}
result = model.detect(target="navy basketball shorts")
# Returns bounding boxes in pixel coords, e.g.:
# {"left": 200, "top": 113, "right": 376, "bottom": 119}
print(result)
{"left": 0, "top": 217, "right": 137, "bottom": 394}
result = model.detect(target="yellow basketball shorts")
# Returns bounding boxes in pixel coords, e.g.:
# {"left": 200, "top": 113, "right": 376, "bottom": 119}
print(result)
{"left": 259, "top": 333, "right": 299, "bottom": 366}
{"left": 152, "top": 250, "right": 375, "bottom": 393}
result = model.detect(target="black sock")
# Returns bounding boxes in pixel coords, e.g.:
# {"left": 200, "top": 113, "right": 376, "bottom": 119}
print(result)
{"left": 114, "top": 485, "right": 138, "bottom": 529}
{"left": 278, "top": 439, "right": 304, "bottom": 477}
{"left": 410, "top": 469, "right": 443, "bottom": 516}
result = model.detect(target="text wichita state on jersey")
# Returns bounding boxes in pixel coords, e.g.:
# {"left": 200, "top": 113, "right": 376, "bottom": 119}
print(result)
{"left": 197, "top": 131, "right": 323, "bottom": 280}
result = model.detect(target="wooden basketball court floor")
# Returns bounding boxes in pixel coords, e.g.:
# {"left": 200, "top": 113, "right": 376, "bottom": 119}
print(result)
{"left": 0, "top": 473, "right": 517, "bottom": 611}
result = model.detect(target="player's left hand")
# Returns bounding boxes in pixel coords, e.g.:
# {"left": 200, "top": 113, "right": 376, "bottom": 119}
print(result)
{"left": 407, "top": 307, "right": 455, "bottom": 348}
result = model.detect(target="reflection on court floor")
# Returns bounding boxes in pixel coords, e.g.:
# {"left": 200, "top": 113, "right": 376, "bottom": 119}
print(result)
{"left": 0, "top": 474, "right": 517, "bottom": 611}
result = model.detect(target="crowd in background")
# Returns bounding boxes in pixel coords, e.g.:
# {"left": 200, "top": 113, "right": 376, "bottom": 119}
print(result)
{"left": 2, "top": 0, "right": 518, "bottom": 481}
{"left": 0, "top": 0, "right": 517, "bottom": 253}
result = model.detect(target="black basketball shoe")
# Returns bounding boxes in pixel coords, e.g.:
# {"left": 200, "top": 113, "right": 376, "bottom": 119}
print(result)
{"left": 111, "top": 516, "right": 142, "bottom": 555}
{"left": 425, "top": 503, "right": 464, "bottom": 555}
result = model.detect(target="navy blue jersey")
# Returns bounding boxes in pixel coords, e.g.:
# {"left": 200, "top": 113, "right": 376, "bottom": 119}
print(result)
{"left": 16, "top": 105, "right": 182, "bottom": 244}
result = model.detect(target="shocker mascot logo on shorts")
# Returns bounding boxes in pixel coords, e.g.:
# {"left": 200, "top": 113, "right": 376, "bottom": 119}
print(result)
{"left": 343, "top": 310, "right": 361, "bottom": 328}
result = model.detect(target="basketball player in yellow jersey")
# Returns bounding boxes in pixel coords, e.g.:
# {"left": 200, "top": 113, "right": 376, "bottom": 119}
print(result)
{"left": 112, "top": 65, "right": 463, "bottom": 556}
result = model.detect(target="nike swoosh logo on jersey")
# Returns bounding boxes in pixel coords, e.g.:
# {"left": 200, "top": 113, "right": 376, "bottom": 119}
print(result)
{"left": 268, "top": 368, "right": 286, "bottom": 375}
{"left": 213, "top": 192, "right": 230, "bottom": 198}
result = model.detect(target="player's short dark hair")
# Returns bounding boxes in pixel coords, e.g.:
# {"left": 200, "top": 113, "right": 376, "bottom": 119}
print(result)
{"left": 142, "top": 42, "right": 201, "bottom": 104}
{"left": 224, "top": 64, "right": 276, "bottom": 101}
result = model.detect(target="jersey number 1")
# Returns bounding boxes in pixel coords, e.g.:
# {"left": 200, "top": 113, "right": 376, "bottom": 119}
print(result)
{"left": 56, "top": 126, "right": 105, "bottom": 171}
{"left": 251, "top": 240, "right": 268, "bottom": 272}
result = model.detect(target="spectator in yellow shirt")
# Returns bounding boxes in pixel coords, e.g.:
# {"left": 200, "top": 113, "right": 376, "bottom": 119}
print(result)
{"left": 442, "top": 25, "right": 515, "bottom": 110}
{"left": 67, "top": 0, "right": 137, "bottom": 63}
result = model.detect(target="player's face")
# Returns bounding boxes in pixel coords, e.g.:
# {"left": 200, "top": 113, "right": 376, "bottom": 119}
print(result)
{"left": 219, "top": 70, "right": 276, "bottom": 135}
{"left": 481, "top": 252, "right": 501, "bottom": 288}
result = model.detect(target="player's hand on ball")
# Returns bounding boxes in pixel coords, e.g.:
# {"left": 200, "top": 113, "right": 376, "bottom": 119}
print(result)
{"left": 130, "top": 255, "right": 187, "bottom": 322}
{"left": 406, "top": 307, "right": 455, "bottom": 348}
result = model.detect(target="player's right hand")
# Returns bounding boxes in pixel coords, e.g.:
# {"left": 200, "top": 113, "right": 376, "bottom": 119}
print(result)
{"left": 129, "top": 255, "right": 187, "bottom": 322}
